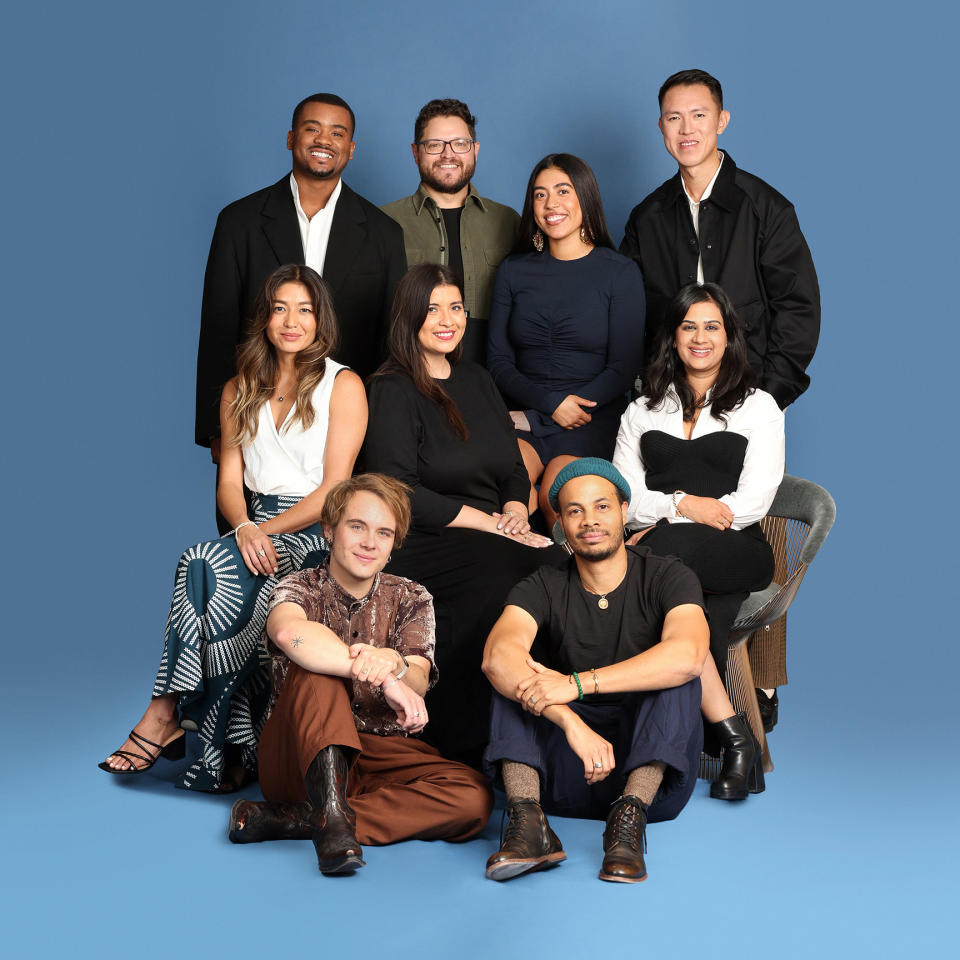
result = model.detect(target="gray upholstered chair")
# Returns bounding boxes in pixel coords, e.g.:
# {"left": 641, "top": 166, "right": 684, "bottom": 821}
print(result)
{"left": 700, "top": 474, "right": 836, "bottom": 779}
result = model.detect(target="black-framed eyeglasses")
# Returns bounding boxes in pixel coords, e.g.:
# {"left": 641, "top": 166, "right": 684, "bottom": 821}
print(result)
{"left": 415, "top": 138, "right": 475, "bottom": 155}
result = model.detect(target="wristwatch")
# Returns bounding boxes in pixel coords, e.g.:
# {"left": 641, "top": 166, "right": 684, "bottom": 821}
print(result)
{"left": 394, "top": 651, "right": 410, "bottom": 680}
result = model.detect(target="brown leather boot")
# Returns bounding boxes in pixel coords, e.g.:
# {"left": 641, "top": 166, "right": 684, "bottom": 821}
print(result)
{"left": 305, "top": 745, "right": 365, "bottom": 875}
{"left": 227, "top": 800, "right": 319, "bottom": 844}
{"left": 599, "top": 796, "right": 648, "bottom": 883}
{"left": 485, "top": 799, "right": 566, "bottom": 881}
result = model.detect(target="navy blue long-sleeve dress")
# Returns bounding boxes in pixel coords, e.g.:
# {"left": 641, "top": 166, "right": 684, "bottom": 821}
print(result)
{"left": 487, "top": 247, "right": 646, "bottom": 462}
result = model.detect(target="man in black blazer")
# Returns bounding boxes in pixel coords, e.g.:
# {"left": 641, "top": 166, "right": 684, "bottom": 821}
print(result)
{"left": 195, "top": 93, "right": 406, "bottom": 464}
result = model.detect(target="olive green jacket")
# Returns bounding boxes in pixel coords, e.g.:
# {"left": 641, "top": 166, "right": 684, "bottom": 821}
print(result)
{"left": 382, "top": 184, "right": 519, "bottom": 322}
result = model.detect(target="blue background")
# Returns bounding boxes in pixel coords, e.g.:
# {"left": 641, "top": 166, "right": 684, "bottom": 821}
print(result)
{"left": 2, "top": 1, "right": 955, "bottom": 956}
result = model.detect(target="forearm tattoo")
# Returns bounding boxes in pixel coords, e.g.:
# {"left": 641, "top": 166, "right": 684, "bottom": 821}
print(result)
{"left": 291, "top": 635, "right": 304, "bottom": 648}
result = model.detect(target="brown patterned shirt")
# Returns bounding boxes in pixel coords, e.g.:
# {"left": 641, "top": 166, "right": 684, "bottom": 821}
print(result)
{"left": 265, "top": 563, "right": 437, "bottom": 737}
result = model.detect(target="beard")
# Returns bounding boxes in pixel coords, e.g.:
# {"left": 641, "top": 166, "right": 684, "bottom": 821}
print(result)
{"left": 419, "top": 156, "right": 475, "bottom": 195}
{"left": 569, "top": 526, "right": 625, "bottom": 562}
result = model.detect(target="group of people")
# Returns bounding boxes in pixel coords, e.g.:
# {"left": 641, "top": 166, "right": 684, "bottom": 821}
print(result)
{"left": 99, "top": 68, "right": 820, "bottom": 885}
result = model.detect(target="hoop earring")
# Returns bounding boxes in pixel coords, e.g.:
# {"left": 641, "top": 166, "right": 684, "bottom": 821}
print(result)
{"left": 533, "top": 230, "right": 544, "bottom": 253}
{"left": 580, "top": 226, "right": 589, "bottom": 244}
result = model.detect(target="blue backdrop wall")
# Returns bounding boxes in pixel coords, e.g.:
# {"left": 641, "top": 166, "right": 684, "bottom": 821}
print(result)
{"left": 1, "top": 0, "right": 954, "bottom": 955}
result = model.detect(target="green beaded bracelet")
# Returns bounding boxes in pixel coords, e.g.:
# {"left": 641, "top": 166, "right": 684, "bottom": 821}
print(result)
{"left": 572, "top": 671, "right": 584, "bottom": 701}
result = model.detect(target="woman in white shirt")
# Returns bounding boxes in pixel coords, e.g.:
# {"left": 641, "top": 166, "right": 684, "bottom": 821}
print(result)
{"left": 100, "top": 265, "right": 367, "bottom": 792}
{"left": 613, "top": 282, "right": 783, "bottom": 801}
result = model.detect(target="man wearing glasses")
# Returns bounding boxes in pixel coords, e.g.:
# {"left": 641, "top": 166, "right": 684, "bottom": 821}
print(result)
{"left": 383, "top": 99, "right": 519, "bottom": 363}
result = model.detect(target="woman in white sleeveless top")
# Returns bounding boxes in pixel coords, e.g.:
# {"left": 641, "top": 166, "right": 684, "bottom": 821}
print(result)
{"left": 100, "top": 265, "right": 367, "bottom": 792}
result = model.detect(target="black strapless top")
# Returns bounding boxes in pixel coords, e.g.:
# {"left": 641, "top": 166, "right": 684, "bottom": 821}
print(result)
{"left": 640, "top": 430, "right": 747, "bottom": 498}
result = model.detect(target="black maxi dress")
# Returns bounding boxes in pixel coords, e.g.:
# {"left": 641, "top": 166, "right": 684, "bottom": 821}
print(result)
{"left": 364, "top": 362, "right": 567, "bottom": 764}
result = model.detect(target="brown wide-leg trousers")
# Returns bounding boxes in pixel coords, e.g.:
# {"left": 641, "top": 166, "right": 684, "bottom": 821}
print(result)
{"left": 258, "top": 665, "right": 493, "bottom": 845}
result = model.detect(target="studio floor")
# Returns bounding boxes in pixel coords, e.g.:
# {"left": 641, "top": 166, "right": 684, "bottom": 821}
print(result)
{"left": 6, "top": 674, "right": 952, "bottom": 958}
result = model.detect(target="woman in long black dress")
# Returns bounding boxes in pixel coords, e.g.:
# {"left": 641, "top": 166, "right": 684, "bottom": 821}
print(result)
{"left": 488, "top": 153, "right": 645, "bottom": 529}
{"left": 613, "top": 282, "right": 784, "bottom": 800}
{"left": 364, "top": 264, "right": 565, "bottom": 764}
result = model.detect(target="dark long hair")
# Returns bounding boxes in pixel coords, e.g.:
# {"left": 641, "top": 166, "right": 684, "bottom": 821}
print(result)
{"left": 371, "top": 264, "right": 468, "bottom": 440}
{"left": 513, "top": 153, "right": 615, "bottom": 255}
{"left": 643, "top": 282, "right": 756, "bottom": 424}
{"left": 230, "top": 264, "right": 338, "bottom": 446}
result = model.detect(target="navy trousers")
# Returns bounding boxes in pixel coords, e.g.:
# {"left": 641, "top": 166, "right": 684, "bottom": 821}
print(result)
{"left": 483, "top": 679, "right": 703, "bottom": 823}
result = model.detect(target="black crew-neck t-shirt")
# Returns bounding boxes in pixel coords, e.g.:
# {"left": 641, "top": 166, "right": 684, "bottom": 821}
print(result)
{"left": 505, "top": 546, "right": 704, "bottom": 702}
{"left": 441, "top": 206, "right": 464, "bottom": 285}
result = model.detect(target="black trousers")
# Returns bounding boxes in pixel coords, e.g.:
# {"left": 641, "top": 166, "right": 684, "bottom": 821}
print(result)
{"left": 483, "top": 680, "right": 702, "bottom": 824}
{"left": 642, "top": 521, "right": 774, "bottom": 674}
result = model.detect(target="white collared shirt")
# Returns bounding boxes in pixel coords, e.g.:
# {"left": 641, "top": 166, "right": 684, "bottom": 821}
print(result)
{"left": 612, "top": 384, "right": 784, "bottom": 530}
{"left": 289, "top": 174, "right": 342, "bottom": 276}
{"left": 683, "top": 152, "right": 724, "bottom": 283}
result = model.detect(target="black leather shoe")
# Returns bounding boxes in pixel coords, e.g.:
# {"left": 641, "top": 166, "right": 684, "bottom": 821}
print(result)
{"left": 599, "top": 796, "right": 648, "bottom": 883}
{"left": 756, "top": 688, "right": 779, "bottom": 733}
{"left": 305, "top": 745, "right": 365, "bottom": 875}
{"left": 710, "top": 713, "right": 764, "bottom": 800}
{"left": 485, "top": 799, "right": 566, "bottom": 881}
{"left": 228, "top": 800, "right": 318, "bottom": 844}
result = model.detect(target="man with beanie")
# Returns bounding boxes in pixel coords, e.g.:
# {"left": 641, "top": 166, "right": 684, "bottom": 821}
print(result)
{"left": 481, "top": 458, "right": 707, "bottom": 883}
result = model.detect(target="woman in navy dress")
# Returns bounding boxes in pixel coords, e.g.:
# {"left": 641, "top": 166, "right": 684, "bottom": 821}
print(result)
{"left": 613, "top": 282, "right": 784, "bottom": 800}
{"left": 488, "top": 153, "right": 645, "bottom": 529}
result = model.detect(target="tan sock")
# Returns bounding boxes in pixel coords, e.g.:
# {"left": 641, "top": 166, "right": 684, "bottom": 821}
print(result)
{"left": 502, "top": 761, "right": 540, "bottom": 803}
{"left": 624, "top": 762, "right": 666, "bottom": 806}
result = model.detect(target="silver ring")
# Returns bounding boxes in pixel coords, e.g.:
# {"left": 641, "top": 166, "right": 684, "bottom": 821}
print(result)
{"left": 594, "top": 761, "right": 602, "bottom": 769}
{"left": 530, "top": 697, "right": 537, "bottom": 705}
{"left": 256, "top": 549, "right": 266, "bottom": 558}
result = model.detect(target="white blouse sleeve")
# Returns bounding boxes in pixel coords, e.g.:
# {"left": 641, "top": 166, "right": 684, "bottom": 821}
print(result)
{"left": 720, "top": 391, "right": 785, "bottom": 529}
{"left": 612, "top": 400, "right": 682, "bottom": 526}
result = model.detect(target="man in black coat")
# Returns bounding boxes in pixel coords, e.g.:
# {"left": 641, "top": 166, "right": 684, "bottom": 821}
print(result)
{"left": 620, "top": 70, "right": 819, "bottom": 409}
{"left": 195, "top": 93, "right": 406, "bottom": 461}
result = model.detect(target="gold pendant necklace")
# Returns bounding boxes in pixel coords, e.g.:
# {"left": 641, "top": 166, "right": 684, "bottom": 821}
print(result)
{"left": 597, "top": 596, "right": 609, "bottom": 610}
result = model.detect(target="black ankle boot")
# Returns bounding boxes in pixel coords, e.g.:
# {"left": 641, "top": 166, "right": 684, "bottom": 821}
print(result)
{"left": 756, "top": 688, "right": 779, "bottom": 732}
{"left": 305, "top": 745, "right": 365, "bottom": 874}
{"left": 709, "top": 713, "right": 764, "bottom": 800}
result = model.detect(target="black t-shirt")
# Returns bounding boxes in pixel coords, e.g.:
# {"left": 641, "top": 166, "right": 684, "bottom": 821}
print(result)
{"left": 441, "top": 207, "right": 464, "bottom": 285}
{"left": 506, "top": 545, "right": 704, "bottom": 701}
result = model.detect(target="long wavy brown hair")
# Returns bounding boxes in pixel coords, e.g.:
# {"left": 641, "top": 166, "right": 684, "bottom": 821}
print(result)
{"left": 229, "top": 264, "right": 339, "bottom": 446}
{"left": 370, "top": 263, "right": 468, "bottom": 441}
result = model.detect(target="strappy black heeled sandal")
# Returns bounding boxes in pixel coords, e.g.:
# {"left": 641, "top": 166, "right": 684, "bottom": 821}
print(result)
{"left": 98, "top": 728, "right": 186, "bottom": 775}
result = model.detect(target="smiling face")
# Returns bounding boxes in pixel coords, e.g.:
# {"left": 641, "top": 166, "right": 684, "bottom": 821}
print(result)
{"left": 287, "top": 102, "right": 356, "bottom": 182}
{"left": 324, "top": 490, "right": 397, "bottom": 594}
{"left": 558, "top": 475, "right": 628, "bottom": 562}
{"left": 674, "top": 298, "right": 728, "bottom": 382}
{"left": 658, "top": 83, "right": 730, "bottom": 175}
{"left": 417, "top": 283, "right": 466, "bottom": 371}
{"left": 266, "top": 281, "right": 317, "bottom": 355}
{"left": 414, "top": 115, "right": 477, "bottom": 195}
{"left": 532, "top": 166, "right": 584, "bottom": 246}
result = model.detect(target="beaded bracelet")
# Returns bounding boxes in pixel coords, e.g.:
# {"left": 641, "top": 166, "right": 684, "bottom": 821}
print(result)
{"left": 571, "top": 671, "right": 584, "bottom": 701}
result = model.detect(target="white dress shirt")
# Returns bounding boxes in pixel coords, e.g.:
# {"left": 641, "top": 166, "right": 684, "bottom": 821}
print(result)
{"left": 289, "top": 174, "right": 341, "bottom": 276}
{"left": 612, "top": 385, "right": 784, "bottom": 530}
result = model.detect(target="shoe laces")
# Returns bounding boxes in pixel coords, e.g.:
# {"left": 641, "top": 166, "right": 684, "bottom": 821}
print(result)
{"left": 499, "top": 799, "right": 537, "bottom": 846}
{"left": 608, "top": 798, "right": 647, "bottom": 853}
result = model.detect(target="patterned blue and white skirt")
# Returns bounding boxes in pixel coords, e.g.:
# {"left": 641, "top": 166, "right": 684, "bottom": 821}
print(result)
{"left": 152, "top": 493, "right": 328, "bottom": 791}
